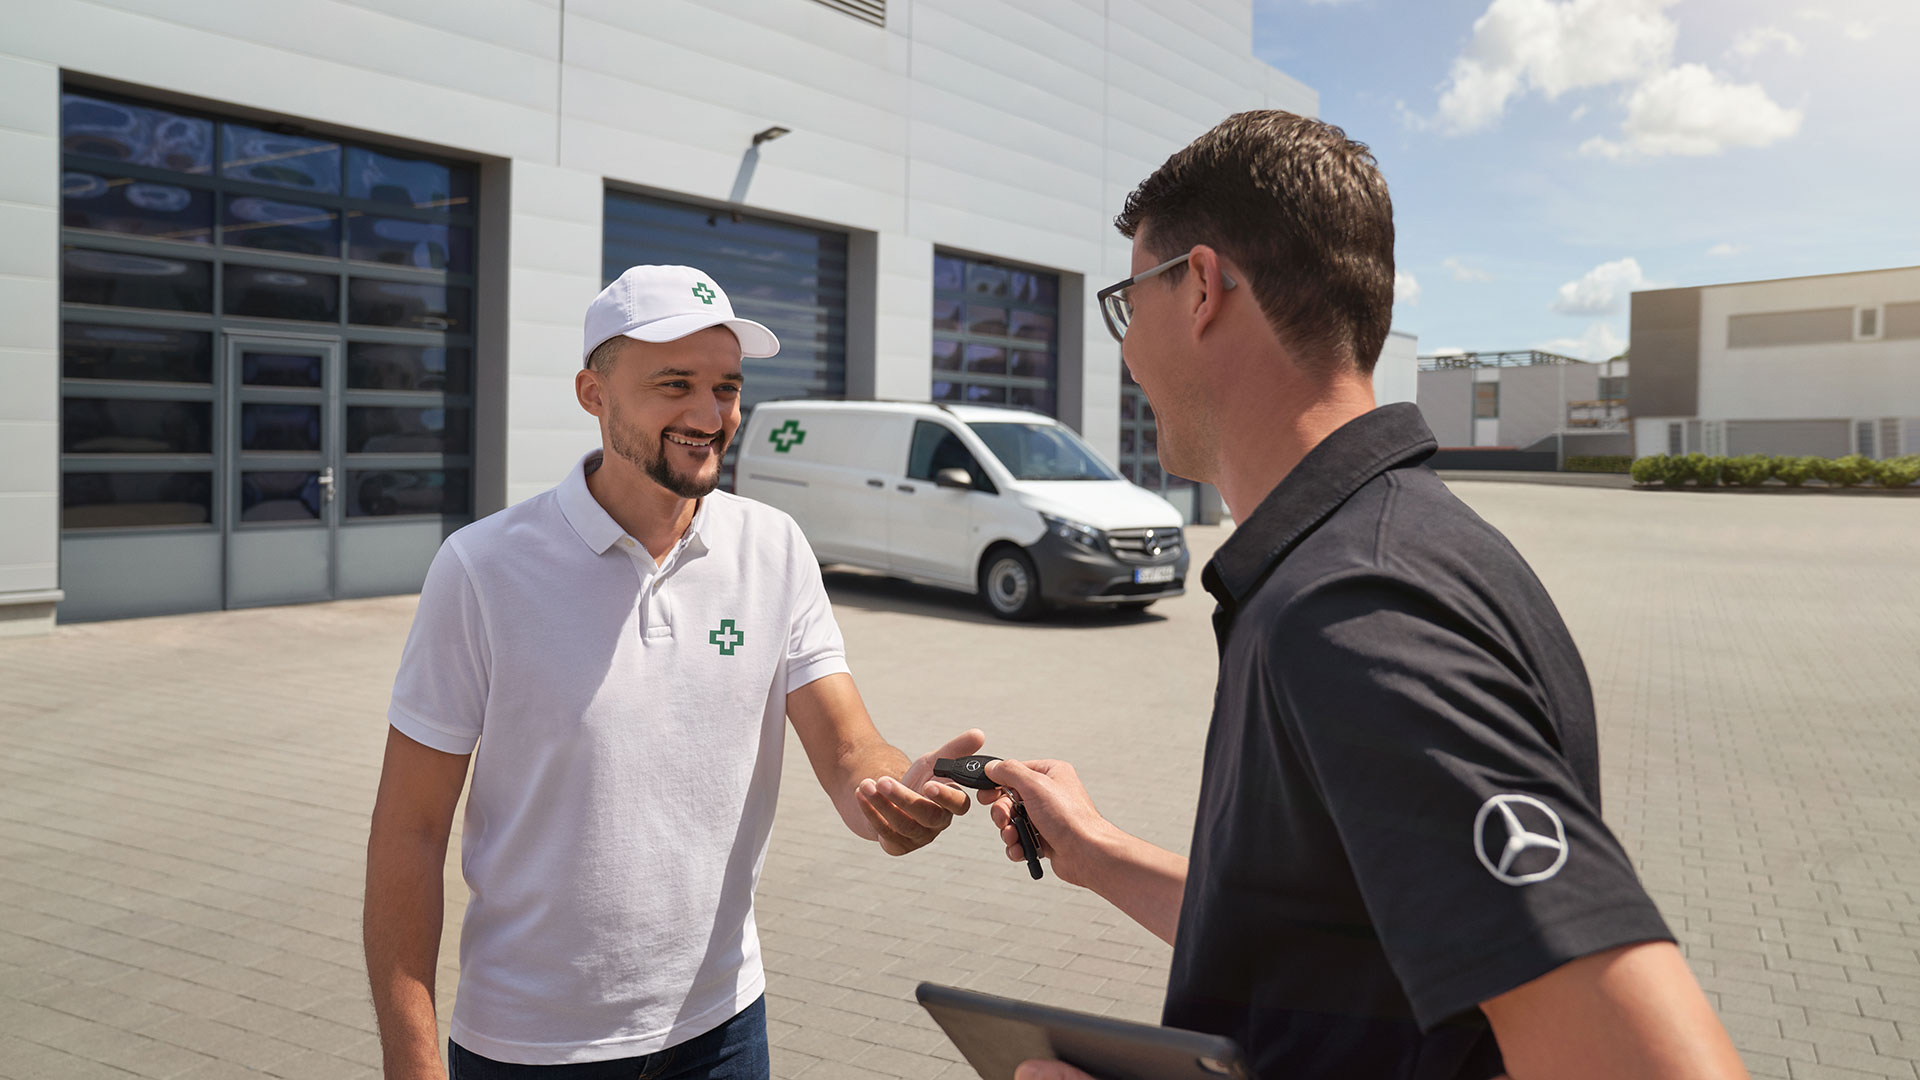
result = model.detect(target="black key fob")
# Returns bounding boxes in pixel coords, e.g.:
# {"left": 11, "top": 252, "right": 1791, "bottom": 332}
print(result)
{"left": 933, "top": 755, "right": 1001, "bottom": 790}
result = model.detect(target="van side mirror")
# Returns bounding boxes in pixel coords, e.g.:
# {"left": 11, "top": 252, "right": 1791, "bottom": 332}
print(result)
{"left": 934, "top": 468, "right": 974, "bottom": 490}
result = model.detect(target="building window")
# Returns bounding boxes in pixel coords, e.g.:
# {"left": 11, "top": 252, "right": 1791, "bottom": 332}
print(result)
{"left": 931, "top": 252, "right": 1059, "bottom": 417}
{"left": 1857, "top": 306, "right": 1883, "bottom": 340}
{"left": 1598, "top": 376, "right": 1628, "bottom": 401}
{"left": 58, "top": 88, "right": 476, "bottom": 531}
{"left": 1473, "top": 382, "right": 1500, "bottom": 419}
{"left": 1667, "top": 422, "right": 1684, "bottom": 455}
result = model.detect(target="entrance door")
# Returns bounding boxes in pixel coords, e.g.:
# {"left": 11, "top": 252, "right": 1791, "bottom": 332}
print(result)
{"left": 222, "top": 334, "right": 341, "bottom": 607}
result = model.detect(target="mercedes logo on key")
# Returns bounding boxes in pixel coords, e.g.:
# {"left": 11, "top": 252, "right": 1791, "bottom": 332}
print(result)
{"left": 1473, "top": 793, "right": 1568, "bottom": 886}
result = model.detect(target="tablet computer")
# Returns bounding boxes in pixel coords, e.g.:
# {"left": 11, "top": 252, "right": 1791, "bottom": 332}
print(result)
{"left": 916, "top": 982, "right": 1249, "bottom": 1080}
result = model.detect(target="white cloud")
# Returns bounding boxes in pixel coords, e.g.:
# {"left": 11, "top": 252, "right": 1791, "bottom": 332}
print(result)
{"left": 1707, "top": 242, "right": 1740, "bottom": 257}
{"left": 1578, "top": 64, "right": 1802, "bottom": 158}
{"left": 1551, "top": 257, "right": 1650, "bottom": 316}
{"left": 1797, "top": 7, "right": 1873, "bottom": 41}
{"left": 1434, "top": 0, "right": 1679, "bottom": 134}
{"left": 1394, "top": 271, "right": 1422, "bottom": 305}
{"left": 1538, "top": 321, "right": 1626, "bottom": 361}
{"left": 1443, "top": 257, "right": 1495, "bottom": 283}
{"left": 1729, "top": 25, "right": 1804, "bottom": 58}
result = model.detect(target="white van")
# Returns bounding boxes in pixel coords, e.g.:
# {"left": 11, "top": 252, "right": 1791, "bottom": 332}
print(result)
{"left": 734, "top": 401, "right": 1188, "bottom": 620}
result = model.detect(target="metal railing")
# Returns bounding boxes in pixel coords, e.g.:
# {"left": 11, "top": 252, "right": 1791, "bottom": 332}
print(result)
{"left": 1418, "top": 349, "right": 1584, "bottom": 371}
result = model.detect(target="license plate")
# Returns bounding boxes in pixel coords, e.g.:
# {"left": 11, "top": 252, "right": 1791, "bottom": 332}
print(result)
{"left": 1133, "top": 565, "right": 1175, "bottom": 585}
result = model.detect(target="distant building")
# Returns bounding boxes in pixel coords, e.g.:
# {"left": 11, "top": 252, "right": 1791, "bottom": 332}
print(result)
{"left": 1374, "top": 330, "right": 1420, "bottom": 408}
{"left": 1630, "top": 266, "right": 1920, "bottom": 459}
{"left": 1415, "top": 350, "right": 1630, "bottom": 461}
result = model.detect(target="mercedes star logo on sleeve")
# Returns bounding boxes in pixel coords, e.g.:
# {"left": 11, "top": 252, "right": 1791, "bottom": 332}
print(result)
{"left": 1473, "top": 793, "right": 1569, "bottom": 886}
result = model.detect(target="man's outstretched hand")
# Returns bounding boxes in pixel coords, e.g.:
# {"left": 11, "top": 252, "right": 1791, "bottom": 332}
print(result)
{"left": 855, "top": 728, "right": 984, "bottom": 855}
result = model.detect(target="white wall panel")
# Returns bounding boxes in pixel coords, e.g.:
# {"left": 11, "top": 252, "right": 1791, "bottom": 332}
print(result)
{"left": 1698, "top": 268, "right": 1920, "bottom": 421}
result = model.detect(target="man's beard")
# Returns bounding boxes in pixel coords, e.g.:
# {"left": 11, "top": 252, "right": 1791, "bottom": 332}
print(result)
{"left": 607, "top": 405, "right": 728, "bottom": 499}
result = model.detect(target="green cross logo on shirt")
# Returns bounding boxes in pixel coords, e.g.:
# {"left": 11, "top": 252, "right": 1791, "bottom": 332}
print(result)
{"left": 709, "top": 619, "right": 744, "bottom": 656}
{"left": 691, "top": 283, "right": 717, "bottom": 305}
{"left": 770, "top": 420, "right": 807, "bottom": 453}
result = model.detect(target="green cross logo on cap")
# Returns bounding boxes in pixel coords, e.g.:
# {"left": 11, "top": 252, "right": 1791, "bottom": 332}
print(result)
{"left": 709, "top": 619, "right": 744, "bottom": 657}
{"left": 691, "top": 282, "right": 717, "bottom": 305}
{"left": 770, "top": 419, "right": 807, "bottom": 453}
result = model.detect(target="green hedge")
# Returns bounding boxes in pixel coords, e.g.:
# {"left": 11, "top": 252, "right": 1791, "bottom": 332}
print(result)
{"left": 1566, "top": 455, "right": 1632, "bottom": 473}
{"left": 1629, "top": 453, "right": 1920, "bottom": 490}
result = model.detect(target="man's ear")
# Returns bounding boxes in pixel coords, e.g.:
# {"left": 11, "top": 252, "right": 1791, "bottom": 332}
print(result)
{"left": 1188, "top": 245, "right": 1230, "bottom": 338}
{"left": 576, "top": 367, "right": 607, "bottom": 418}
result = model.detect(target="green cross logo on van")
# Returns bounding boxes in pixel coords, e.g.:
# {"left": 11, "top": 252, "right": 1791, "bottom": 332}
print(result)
{"left": 709, "top": 619, "right": 744, "bottom": 656}
{"left": 691, "top": 283, "right": 717, "bottom": 305}
{"left": 770, "top": 420, "right": 807, "bottom": 453}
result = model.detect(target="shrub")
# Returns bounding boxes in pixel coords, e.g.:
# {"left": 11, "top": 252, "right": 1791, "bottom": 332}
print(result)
{"left": 1630, "top": 455, "right": 1672, "bottom": 486}
{"left": 1567, "top": 455, "right": 1632, "bottom": 473}
{"left": 1722, "top": 454, "right": 1774, "bottom": 487}
{"left": 1818, "top": 454, "right": 1876, "bottom": 487}
{"left": 1681, "top": 453, "right": 1723, "bottom": 487}
{"left": 1875, "top": 455, "right": 1920, "bottom": 488}
{"left": 1772, "top": 456, "right": 1818, "bottom": 487}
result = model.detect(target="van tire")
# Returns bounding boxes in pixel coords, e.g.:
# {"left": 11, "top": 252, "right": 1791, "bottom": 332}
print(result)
{"left": 979, "top": 546, "right": 1044, "bottom": 621}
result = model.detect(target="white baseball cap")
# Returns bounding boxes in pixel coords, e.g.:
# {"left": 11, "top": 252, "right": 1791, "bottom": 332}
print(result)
{"left": 582, "top": 265, "right": 780, "bottom": 364}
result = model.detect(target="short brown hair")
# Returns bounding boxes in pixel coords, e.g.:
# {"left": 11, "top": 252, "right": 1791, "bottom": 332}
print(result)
{"left": 1115, "top": 111, "right": 1394, "bottom": 375}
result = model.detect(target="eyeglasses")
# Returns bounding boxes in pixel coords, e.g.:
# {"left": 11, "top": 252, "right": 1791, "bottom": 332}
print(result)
{"left": 1096, "top": 252, "right": 1238, "bottom": 343}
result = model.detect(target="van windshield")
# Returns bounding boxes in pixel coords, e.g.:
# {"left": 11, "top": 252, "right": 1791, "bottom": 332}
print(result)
{"left": 967, "top": 422, "right": 1122, "bottom": 481}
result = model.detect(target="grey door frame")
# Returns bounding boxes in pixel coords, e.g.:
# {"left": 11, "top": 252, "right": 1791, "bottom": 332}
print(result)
{"left": 220, "top": 330, "right": 344, "bottom": 609}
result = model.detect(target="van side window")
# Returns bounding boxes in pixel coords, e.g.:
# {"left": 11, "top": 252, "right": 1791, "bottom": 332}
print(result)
{"left": 907, "top": 421, "right": 992, "bottom": 492}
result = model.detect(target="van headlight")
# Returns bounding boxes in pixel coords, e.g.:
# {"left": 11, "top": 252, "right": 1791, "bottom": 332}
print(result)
{"left": 1041, "top": 514, "right": 1104, "bottom": 553}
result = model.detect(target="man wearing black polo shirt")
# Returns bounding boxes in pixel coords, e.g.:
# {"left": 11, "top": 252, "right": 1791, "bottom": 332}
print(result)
{"left": 982, "top": 112, "right": 1748, "bottom": 1080}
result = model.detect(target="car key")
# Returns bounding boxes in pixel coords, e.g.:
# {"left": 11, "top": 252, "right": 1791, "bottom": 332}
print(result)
{"left": 934, "top": 756, "right": 1045, "bottom": 880}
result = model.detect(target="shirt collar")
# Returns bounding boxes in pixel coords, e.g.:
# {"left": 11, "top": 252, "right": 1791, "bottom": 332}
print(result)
{"left": 556, "top": 449, "right": 716, "bottom": 557}
{"left": 1202, "top": 402, "right": 1437, "bottom": 610}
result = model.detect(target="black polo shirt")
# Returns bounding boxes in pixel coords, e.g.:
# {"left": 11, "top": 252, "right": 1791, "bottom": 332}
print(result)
{"left": 1162, "top": 403, "right": 1672, "bottom": 1080}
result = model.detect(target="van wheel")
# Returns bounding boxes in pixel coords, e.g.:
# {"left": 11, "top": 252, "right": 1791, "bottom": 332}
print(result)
{"left": 980, "top": 547, "right": 1044, "bottom": 621}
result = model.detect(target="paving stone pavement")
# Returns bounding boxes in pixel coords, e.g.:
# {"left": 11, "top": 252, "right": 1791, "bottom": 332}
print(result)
{"left": 1, "top": 482, "right": 1917, "bottom": 1079}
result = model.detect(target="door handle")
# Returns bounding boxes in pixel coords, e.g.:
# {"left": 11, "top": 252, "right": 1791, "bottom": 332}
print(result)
{"left": 318, "top": 466, "right": 336, "bottom": 504}
{"left": 897, "top": 484, "right": 915, "bottom": 494}
{"left": 866, "top": 478, "right": 885, "bottom": 488}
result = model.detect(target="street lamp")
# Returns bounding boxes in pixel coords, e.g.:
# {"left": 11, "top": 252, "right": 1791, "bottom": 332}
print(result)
{"left": 752, "top": 126, "right": 791, "bottom": 147}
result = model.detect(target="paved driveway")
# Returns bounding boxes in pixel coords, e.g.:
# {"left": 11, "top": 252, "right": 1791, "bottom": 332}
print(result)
{"left": 1, "top": 482, "right": 1916, "bottom": 1079}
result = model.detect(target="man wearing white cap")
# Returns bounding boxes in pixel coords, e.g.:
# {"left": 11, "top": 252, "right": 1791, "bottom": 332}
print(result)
{"left": 364, "top": 265, "right": 984, "bottom": 1079}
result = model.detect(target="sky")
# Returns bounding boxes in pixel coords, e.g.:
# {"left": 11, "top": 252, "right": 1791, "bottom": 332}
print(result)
{"left": 1250, "top": 0, "right": 1920, "bottom": 360}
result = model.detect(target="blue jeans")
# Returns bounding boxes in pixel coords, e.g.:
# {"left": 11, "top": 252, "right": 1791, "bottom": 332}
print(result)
{"left": 448, "top": 997, "right": 769, "bottom": 1080}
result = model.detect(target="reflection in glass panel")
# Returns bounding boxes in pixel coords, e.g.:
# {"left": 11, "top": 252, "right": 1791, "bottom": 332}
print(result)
{"left": 60, "top": 94, "right": 214, "bottom": 174}
{"left": 224, "top": 265, "right": 340, "bottom": 322}
{"left": 1009, "top": 271, "right": 1059, "bottom": 306}
{"left": 62, "top": 471, "right": 213, "bottom": 529}
{"left": 931, "top": 339, "right": 961, "bottom": 373}
{"left": 932, "top": 299, "right": 963, "bottom": 332}
{"left": 240, "top": 471, "right": 321, "bottom": 522}
{"left": 347, "top": 469, "right": 470, "bottom": 518}
{"left": 62, "top": 248, "right": 213, "bottom": 312}
{"left": 1010, "top": 350, "right": 1054, "bottom": 379}
{"left": 1120, "top": 462, "right": 1138, "bottom": 484}
{"left": 1120, "top": 394, "right": 1137, "bottom": 421}
{"left": 346, "top": 406, "right": 469, "bottom": 454}
{"left": 222, "top": 123, "right": 341, "bottom": 193}
{"left": 241, "top": 404, "right": 322, "bottom": 452}
{"left": 932, "top": 380, "right": 963, "bottom": 403}
{"left": 965, "top": 263, "right": 1009, "bottom": 297}
{"left": 348, "top": 279, "right": 469, "bottom": 331}
{"left": 1009, "top": 386, "right": 1055, "bottom": 415}
{"left": 1009, "top": 310, "right": 1055, "bottom": 343}
{"left": 347, "top": 343, "right": 469, "bottom": 392}
{"left": 346, "top": 147, "right": 474, "bottom": 210}
{"left": 1140, "top": 462, "right": 1164, "bottom": 490}
{"left": 964, "top": 345, "right": 1007, "bottom": 375}
{"left": 965, "top": 306, "right": 1008, "bottom": 337}
{"left": 63, "top": 324, "right": 212, "bottom": 383}
{"left": 965, "top": 383, "right": 1008, "bottom": 404}
{"left": 241, "top": 352, "right": 322, "bottom": 387}
{"left": 933, "top": 255, "right": 965, "bottom": 292}
{"left": 223, "top": 195, "right": 340, "bottom": 256}
{"left": 1121, "top": 429, "right": 1136, "bottom": 455}
{"left": 347, "top": 216, "right": 471, "bottom": 271}
{"left": 61, "top": 172, "right": 212, "bottom": 242}
{"left": 62, "top": 398, "right": 212, "bottom": 454}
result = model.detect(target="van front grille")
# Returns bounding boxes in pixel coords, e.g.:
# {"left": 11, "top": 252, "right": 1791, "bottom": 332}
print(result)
{"left": 1107, "top": 527, "right": 1184, "bottom": 563}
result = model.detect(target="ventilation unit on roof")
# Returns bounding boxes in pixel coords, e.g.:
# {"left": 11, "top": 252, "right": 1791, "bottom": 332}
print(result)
{"left": 811, "top": 0, "right": 884, "bottom": 27}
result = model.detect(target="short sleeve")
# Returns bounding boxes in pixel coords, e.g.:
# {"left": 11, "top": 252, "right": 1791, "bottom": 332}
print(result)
{"left": 783, "top": 521, "right": 849, "bottom": 695}
{"left": 386, "top": 540, "right": 490, "bottom": 754}
{"left": 1269, "top": 571, "right": 1672, "bottom": 1029}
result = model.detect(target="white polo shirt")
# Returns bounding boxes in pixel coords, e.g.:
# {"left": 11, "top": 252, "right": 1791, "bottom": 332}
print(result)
{"left": 386, "top": 449, "right": 849, "bottom": 1065}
